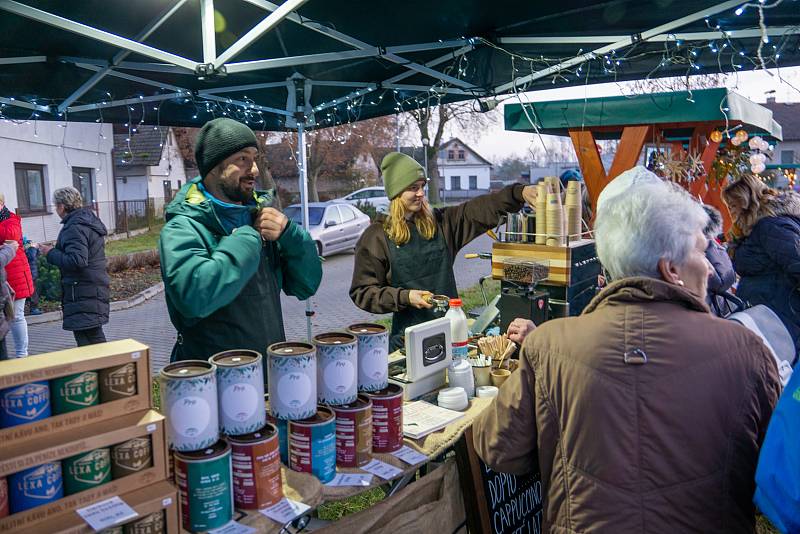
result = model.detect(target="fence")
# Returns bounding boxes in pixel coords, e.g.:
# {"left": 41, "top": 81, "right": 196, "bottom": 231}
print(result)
{"left": 18, "top": 198, "right": 168, "bottom": 243}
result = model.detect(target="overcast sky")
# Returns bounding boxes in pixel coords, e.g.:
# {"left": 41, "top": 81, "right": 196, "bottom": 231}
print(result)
{"left": 449, "top": 67, "right": 800, "bottom": 164}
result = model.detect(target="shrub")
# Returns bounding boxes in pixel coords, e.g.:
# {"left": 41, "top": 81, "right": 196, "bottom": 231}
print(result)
{"left": 36, "top": 256, "right": 61, "bottom": 301}
{"left": 107, "top": 250, "right": 161, "bottom": 272}
{"left": 107, "top": 255, "right": 129, "bottom": 273}
{"left": 354, "top": 201, "right": 380, "bottom": 221}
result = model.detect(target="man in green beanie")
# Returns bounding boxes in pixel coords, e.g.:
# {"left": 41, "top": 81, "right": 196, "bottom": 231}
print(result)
{"left": 159, "top": 117, "right": 322, "bottom": 370}
{"left": 350, "top": 151, "right": 537, "bottom": 350}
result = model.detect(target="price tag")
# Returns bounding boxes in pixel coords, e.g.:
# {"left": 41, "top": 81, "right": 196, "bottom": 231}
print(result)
{"left": 131, "top": 352, "right": 141, "bottom": 360}
{"left": 361, "top": 459, "right": 403, "bottom": 480}
{"left": 146, "top": 424, "right": 156, "bottom": 433}
{"left": 208, "top": 520, "right": 258, "bottom": 534}
{"left": 76, "top": 496, "right": 138, "bottom": 532}
{"left": 391, "top": 445, "right": 428, "bottom": 466}
{"left": 161, "top": 497, "right": 172, "bottom": 507}
{"left": 260, "top": 498, "right": 310, "bottom": 525}
{"left": 324, "top": 473, "right": 373, "bottom": 487}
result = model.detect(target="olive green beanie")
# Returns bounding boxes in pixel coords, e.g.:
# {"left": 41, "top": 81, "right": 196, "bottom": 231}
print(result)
{"left": 381, "top": 152, "right": 426, "bottom": 199}
{"left": 194, "top": 118, "right": 258, "bottom": 178}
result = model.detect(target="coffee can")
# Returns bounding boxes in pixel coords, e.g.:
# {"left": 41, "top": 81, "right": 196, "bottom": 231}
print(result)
{"left": 332, "top": 395, "right": 373, "bottom": 468}
{"left": 366, "top": 384, "right": 404, "bottom": 453}
{"left": 104, "top": 526, "right": 124, "bottom": 534}
{"left": 111, "top": 437, "right": 153, "bottom": 479}
{"left": 123, "top": 511, "right": 165, "bottom": 534}
{"left": 8, "top": 462, "right": 63, "bottom": 513}
{"left": 175, "top": 440, "right": 233, "bottom": 532}
{"left": 266, "top": 414, "right": 289, "bottom": 464}
{"left": 0, "top": 476, "right": 8, "bottom": 518}
{"left": 51, "top": 371, "right": 99, "bottom": 414}
{"left": 99, "top": 363, "right": 138, "bottom": 403}
{"left": 267, "top": 342, "right": 316, "bottom": 420}
{"left": 160, "top": 360, "right": 219, "bottom": 452}
{"left": 288, "top": 406, "right": 336, "bottom": 483}
{"left": 63, "top": 447, "right": 111, "bottom": 495}
{"left": 347, "top": 323, "right": 389, "bottom": 393}
{"left": 0, "top": 381, "right": 51, "bottom": 428}
{"left": 313, "top": 332, "right": 358, "bottom": 406}
{"left": 210, "top": 349, "right": 266, "bottom": 436}
{"left": 228, "top": 423, "right": 283, "bottom": 510}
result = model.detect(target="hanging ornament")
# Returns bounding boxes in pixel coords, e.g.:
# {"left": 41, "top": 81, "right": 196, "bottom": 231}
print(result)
{"left": 731, "top": 136, "right": 742, "bottom": 147}
{"left": 751, "top": 162, "right": 766, "bottom": 174}
{"left": 735, "top": 129, "right": 749, "bottom": 143}
{"left": 710, "top": 130, "right": 723, "bottom": 143}
{"left": 749, "top": 136, "right": 763, "bottom": 150}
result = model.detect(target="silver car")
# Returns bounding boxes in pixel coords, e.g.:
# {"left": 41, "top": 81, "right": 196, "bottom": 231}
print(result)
{"left": 284, "top": 202, "right": 371, "bottom": 257}
{"left": 334, "top": 186, "right": 390, "bottom": 213}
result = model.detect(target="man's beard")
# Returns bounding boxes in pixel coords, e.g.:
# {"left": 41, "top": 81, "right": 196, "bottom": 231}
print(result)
{"left": 220, "top": 178, "right": 253, "bottom": 203}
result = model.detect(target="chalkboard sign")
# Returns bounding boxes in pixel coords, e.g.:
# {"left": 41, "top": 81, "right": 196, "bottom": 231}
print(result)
{"left": 456, "top": 426, "right": 543, "bottom": 534}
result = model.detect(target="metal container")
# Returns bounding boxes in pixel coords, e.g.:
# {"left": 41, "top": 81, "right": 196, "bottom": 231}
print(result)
{"left": 0, "top": 381, "right": 51, "bottom": 428}
{"left": 228, "top": 423, "right": 283, "bottom": 510}
{"left": 332, "top": 395, "right": 373, "bottom": 468}
{"left": 63, "top": 448, "right": 111, "bottom": 495}
{"left": 313, "top": 332, "right": 358, "bottom": 405}
{"left": 210, "top": 349, "right": 266, "bottom": 436}
{"left": 104, "top": 527, "right": 124, "bottom": 534}
{"left": 99, "top": 363, "right": 138, "bottom": 403}
{"left": 111, "top": 437, "right": 153, "bottom": 479}
{"left": 266, "top": 414, "right": 289, "bottom": 464}
{"left": 123, "top": 511, "right": 165, "bottom": 534}
{"left": 160, "top": 360, "right": 219, "bottom": 452}
{"left": 267, "top": 342, "right": 316, "bottom": 420}
{"left": 0, "top": 476, "right": 8, "bottom": 518}
{"left": 51, "top": 371, "right": 99, "bottom": 414}
{"left": 8, "top": 462, "right": 63, "bottom": 513}
{"left": 175, "top": 440, "right": 233, "bottom": 533}
{"left": 288, "top": 406, "right": 336, "bottom": 483}
{"left": 366, "top": 384, "right": 404, "bottom": 453}
{"left": 347, "top": 323, "right": 389, "bottom": 393}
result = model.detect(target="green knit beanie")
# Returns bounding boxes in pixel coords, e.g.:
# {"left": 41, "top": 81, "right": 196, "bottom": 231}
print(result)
{"left": 194, "top": 118, "right": 258, "bottom": 178}
{"left": 381, "top": 152, "right": 426, "bottom": 199}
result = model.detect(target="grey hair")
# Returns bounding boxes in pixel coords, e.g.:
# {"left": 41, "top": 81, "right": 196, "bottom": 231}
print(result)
{"left": 595, "top": 180, "right": 709, "bottom": 281}
{"left": 53, "top": 186, "right": 83, "bottom": 212}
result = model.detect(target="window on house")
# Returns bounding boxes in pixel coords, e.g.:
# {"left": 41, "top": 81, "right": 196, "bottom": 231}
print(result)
{"left": 447, "top": 150, "right": 455, "bottom": 160}
{"left": 458, "top": 150, "right": 465, "bottom": 160}
{"left": 72, "top": 167, "right": 94, "bottom": 205}
{"left": 469, "top": 175, "right": 478, "bottom": 190}
{"left": 451, "top": 176, "right": 461, "bottom": 190}
{"left": 781, "top": 150, "right": 795, "bottom": 164}
{"left": 14, "top": 163, "right": 47, "bottom": 214}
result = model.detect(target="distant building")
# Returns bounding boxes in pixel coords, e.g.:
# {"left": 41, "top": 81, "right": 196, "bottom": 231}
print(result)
{"left": 437, "top": 138, "right": 492, "bottom": 199}
{"left": 113, "top": 126, "right": 187, "bottom": 202}
{"left": 763, "top": 97, "right": 800, "bottom": 165}
{"left": 0, "top": 120, "right": 115, "bottom": 243}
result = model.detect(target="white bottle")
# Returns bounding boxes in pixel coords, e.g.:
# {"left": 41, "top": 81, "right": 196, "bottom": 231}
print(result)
{"left": 445, "top": 298, "right": 469, "bottom": 363}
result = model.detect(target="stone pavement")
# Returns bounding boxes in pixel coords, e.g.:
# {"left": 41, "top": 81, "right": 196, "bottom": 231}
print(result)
{"left": 21, "top": 234, "right": 494, "bottom": 374}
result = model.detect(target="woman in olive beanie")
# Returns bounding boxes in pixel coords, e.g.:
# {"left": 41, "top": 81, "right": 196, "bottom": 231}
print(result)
{"left": 350, "top": 151, "right": 537, "bottom": 350}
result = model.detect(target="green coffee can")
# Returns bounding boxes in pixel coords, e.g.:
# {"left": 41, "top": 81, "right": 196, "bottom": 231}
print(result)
{"left": 51, "top": 371, "right": 99, "bottom": 414}
{"left": 63, "top": 448, "right": 111, "bottom": 495}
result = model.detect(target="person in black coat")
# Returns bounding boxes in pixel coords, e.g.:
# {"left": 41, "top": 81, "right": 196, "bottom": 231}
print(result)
{"left": 723, "top": 174, "right": 800, "bottom": 353}
{"left": 702, "top": 205, "right": 738, "bottom": 317}
{"left": 39, "top": 187, "right": 110, "bottom": 346}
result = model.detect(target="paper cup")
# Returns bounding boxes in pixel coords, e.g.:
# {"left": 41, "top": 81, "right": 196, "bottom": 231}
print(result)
{"left": 473, "top": 365, "right": 492, "bottom": 387}
{"left": 490, "top": 369, "right": 511, "bottom": 387}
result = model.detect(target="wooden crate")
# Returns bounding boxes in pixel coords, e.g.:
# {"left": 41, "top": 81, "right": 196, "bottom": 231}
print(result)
{"left": 491, "top": 239, "right": 600, "bottom": 286}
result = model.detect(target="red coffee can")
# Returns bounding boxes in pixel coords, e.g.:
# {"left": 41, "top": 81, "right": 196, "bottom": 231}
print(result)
{"left": 331, "top": 394, "right": 372, "bottom": 468}
{"left": 366, "top": 384, "right": 403, "bottom": 453}
{"left": 0, "top": 476, "right": 8, "bottom": 518}
{"left": 227, "top": 423, "right": 283, "bottom": 510}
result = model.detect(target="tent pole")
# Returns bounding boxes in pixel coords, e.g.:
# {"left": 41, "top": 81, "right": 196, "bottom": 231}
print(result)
{"left": 297, "top": 121, "right": 313, "bottom": 341}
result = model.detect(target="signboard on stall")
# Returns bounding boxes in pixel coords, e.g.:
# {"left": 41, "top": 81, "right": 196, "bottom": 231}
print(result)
{"left": 455, "top": 426, "right": 543, "bottom": 534}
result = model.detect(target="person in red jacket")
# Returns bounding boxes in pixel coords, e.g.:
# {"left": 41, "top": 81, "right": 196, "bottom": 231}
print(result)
{"left": 0, "top": 194, "right": 33, "bottom": 357}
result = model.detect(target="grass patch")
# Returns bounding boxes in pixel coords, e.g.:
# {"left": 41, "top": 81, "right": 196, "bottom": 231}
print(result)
{"left": 317, "top": 487, "right": 386, "bottom": 521}
{"left": 106, "top": 225, "right": 163, "bottom": 257}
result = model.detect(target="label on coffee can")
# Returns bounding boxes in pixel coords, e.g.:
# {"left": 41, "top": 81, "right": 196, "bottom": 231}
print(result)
{"left": 0, "top": 381, "right": 51, "bottom": 428}
{"left": 229, "top": 424, "right": 283, "bottom": 510}
{"left": 63, "top": 448, "right": 111, "bottom": 495}
{"left": 333, "top": 395, "right": 373, "bottom": 468}
{"left": 289, "top": 408, "right": 336, "bottom": 483}
{"left": 9, "top": 462, "right": 63, "bottom": 514}
{"left": 175, "top": 441, "right": 233, "bottom": 532}
{"left": 99, "top": 363, "right": 138, "bottom": 402}
{"left": 368, "top": 385, "right": 403, "bottom": 453}
{"left": 112, "top": 437, "right": 153, "bottom": 479}
{"left": 51, "top": 372, "right": 99, "bottom": 414}
{"left": 160, "top": 361, "right": 219, "bottom": 452}
{"left": 123, "top": 511, "right": 165, "bottom": 534}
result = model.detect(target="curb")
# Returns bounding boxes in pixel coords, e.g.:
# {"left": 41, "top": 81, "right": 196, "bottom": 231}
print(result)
{"left": 26, "top": 282, "right": 165, "bottom": 325}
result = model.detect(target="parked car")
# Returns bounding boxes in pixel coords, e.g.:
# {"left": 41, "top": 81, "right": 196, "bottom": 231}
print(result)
{"left": 283, "top": 202, "right": 370, "bottom": 257}
{"left": 334, "top": 186, "right": 389, "bottom": 213}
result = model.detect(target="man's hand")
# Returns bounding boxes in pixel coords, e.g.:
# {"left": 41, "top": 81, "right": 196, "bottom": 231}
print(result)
{"left": 507, "top": 318, "right": 536, "bottom": 344}
{"left": 521, "top": 185, "right": 538, "bottom": 206}
{"left": 3, "top": 240, "right": 18, "bottom": 254}
{"left": 254, "top": 207, "right": 289, "bottom": 241}
{"left": 39, "top": 243, "right": 53, "bottom": 256}
{"left": 408, "top": 290, "right": 434, "bottom": 309}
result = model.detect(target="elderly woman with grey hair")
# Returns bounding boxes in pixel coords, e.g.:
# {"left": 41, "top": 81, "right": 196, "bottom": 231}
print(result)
{"left": 40, "top": 186, "right": 110, "bottom": 346}
{"left": 473, "top": 167, "right": 781, "bottom": 533}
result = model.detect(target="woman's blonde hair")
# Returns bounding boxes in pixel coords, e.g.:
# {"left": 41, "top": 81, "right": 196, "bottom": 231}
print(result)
{"left": 383, "top": 197, "right": 436, "bottom": 245}
{"left": 722, "top": 174, "right": 777, "bottom": 236}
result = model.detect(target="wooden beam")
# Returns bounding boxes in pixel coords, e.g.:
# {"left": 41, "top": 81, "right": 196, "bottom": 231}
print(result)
{"left": 568, "top": 129, "right": 606, "bottom": 210}
{"left": 607, "top": 125, "right": 652, "bottom": 181}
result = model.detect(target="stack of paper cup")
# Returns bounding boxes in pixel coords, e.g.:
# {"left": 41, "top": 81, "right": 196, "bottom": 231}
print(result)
{"left": 535, "top": 182, "right": 547, "bottom": 244}
{"left": 546, "top": 184, "right": 565, "bottom": 247}
{"left": 565, "top": 180, "right": 582, "bottom": 241}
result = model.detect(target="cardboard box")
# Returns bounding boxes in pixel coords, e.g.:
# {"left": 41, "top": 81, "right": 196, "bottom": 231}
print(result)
{"left": 0, "top": 410, "right": 168, "bottom": 532}
{"left": 26, "top": 480, "right": 179, "bottom": 534}
{"left": 0, "top": 340, "right": 151, "bottom": 449}
{"left": 491, "top": 239, "right": 600, "bottom": 286}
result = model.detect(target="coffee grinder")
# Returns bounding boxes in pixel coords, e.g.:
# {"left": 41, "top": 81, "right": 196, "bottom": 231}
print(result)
{"left": 498, "top": 258, "right": 549, "bottom": 332}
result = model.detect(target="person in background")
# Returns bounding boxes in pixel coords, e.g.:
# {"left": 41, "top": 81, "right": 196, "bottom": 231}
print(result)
{"left": 0, "top": 193, "right": 34, "bottom": 357}
{"left": 40, "top": 187, "right": 110, "bottom": 346}
{"left": 23, "top": 237, "right": 41, "bottom": 315}
{"left": 722, "top": 174, "right": 800, "bottom": 353}
{"left": 0, "top": 239, "right": 19, "bottom": 359}
{"left": 702, "top": 205, "right": 738, "bottom": 317}
{"left": 473, "top": 167, "right": 780, "bottom": 533}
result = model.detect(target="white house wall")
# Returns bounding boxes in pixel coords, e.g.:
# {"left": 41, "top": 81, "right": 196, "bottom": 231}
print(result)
{"left": 0, "top": 120, "right": 114, "bottom": 243}
{"left": 438, "top": 164, "right": 491, "bottom": 190}
{"left": 147, "top": 129, "right": 187, "bottom": 199}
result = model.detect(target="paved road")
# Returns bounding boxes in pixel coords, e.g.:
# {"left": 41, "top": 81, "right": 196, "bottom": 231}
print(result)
{"left": 21, "top": 234, "right": 494, "bottom": 374}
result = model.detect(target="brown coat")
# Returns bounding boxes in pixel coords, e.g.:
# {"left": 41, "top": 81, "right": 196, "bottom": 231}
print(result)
{"left": 473, "top": 278, "right": 781, "bottom": 534}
